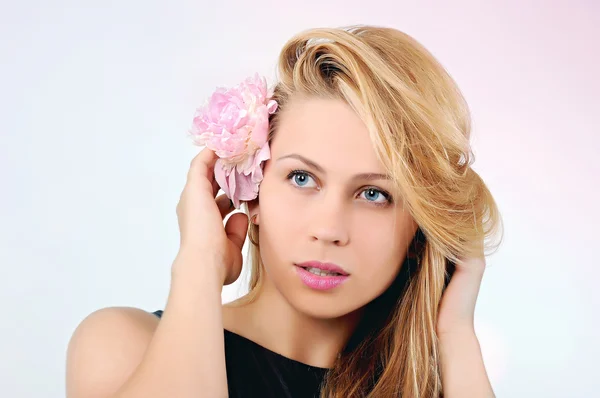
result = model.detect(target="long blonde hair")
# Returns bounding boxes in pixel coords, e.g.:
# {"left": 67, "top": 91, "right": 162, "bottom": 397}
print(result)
{"left": 240, "top": 25, "right": 502, "bottom": 397}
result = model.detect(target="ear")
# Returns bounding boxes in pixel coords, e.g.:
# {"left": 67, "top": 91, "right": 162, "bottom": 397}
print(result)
{"left": 247, "top": 197, "right": 260, "bottom": 225}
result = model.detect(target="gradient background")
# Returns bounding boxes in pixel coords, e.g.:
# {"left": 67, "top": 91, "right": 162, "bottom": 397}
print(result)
{"left": 1, "top": 1, "right": 598, "bottom": 396}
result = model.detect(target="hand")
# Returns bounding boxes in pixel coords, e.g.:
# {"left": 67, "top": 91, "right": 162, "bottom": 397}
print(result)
{"left": 436, "top": 254, "right": 487, "bottom": 337}
{"left": 175, "top": 146, "right": 249, "bottom": 285}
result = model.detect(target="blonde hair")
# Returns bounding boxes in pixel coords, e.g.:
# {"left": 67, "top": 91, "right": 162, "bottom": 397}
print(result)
{"left": 239, "top": 25, "right": 502, "bottom": 397}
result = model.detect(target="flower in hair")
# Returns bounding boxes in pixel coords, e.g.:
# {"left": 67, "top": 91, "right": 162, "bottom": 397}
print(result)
{"left": 188, "top": 73, "right": 278, "bottom": 209}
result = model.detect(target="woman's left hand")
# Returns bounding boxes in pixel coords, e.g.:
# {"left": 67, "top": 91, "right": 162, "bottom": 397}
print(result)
{"left": 436, "top": 253, "right": 497, "bottom": 397}
{"left": 436, "top": 255, "right": 487, "bottom": 337}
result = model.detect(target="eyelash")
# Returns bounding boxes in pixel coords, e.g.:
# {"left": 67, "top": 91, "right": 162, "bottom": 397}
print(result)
{"left": 285, "top": 169, "right": 394, "bottom": 207}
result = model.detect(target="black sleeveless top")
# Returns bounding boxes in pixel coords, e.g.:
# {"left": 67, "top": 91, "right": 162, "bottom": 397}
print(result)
{"left": 151, "top": 310, "right": 328, "bottom": 398}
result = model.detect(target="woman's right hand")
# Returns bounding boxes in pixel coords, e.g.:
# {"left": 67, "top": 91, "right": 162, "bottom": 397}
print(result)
{"left": 174, "top": 146, "right": 249, "bottom": 286}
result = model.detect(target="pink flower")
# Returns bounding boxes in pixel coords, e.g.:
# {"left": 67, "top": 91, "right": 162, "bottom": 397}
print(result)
{"left": 188, "top": 73, "right": 278, "bottom": 209}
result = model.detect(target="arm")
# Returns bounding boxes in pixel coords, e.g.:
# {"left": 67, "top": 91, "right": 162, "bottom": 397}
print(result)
{"left": 66, "top": 252, "right": 228, "bottom": 398}
{"left": 439, "top": 330, "right": 495, "bottom": 398}
{"left": 67, "top": 146, "right": 246, "bottom": 398}
{"left": 436, "top": 256, "right": 495, "bottom": 398}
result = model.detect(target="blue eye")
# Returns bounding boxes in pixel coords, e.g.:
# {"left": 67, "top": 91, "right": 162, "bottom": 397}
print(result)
{"left": 287, "top": 170, "right": 317, "bottom": 188}
{"left": 361, "top": 188, "right": 386, "bottom": 204}
{"left": 285, "top": 169, "right": 393, "bottom": 207}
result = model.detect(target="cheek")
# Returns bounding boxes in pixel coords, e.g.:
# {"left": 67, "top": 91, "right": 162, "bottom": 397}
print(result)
{"left": 259, "top": 178, "right": 303, "bottom": 226}
{"left": 354, "top": 230, "right": 404, "bottom": 279}
{"left": 351, "top": 214, "right": 412, "bottom": 282}
{"left": 257, "top": 180, "right": 302, "bottom": 247}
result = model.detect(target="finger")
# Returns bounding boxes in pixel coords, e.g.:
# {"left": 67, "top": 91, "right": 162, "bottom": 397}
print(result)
{"left": 187, "top": 146, "right": 218, "bottom": 185}
{"left": 215, "top": 194, "right": 234, "bottom": 219}
{"left": 212, "top": 178, "right": 220, "bottom": 198}
{"left": 223, "top": 212, "right": 249, "bottom": 285}
{"left": 187, "top": 146, "right": 223, "bottom": 198}
{"left": 225, "top": 212, "right": 249, "bottom": 252}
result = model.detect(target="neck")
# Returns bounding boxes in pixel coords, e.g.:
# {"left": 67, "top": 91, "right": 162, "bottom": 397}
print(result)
{"left": 225, "top": 276, "right": 363, "bottom": 369}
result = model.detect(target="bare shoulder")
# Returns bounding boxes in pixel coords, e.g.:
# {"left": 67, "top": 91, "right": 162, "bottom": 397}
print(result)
{"left": 66, "top": 306, "right": 160, "bottom": 398}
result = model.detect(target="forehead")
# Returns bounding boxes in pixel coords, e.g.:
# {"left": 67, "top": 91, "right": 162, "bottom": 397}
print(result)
{"left": 271, "top": 97, "right": 384, "bottom": 173}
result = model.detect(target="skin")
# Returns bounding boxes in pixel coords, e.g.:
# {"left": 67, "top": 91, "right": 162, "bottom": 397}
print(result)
{"left": 223, "top": 96, "right": 418, "bottom": 369}
{"left": 66, "top": 96, "right": 494, "bottom": 398}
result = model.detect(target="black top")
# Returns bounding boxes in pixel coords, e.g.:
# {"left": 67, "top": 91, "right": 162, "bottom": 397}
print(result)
{"left": 151, "top": 310, "right": 328, "bottom": 398}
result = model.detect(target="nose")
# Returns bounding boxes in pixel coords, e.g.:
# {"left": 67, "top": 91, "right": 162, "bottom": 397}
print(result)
{"left": 308, "top": 191, "right": 350, "bottom": 246}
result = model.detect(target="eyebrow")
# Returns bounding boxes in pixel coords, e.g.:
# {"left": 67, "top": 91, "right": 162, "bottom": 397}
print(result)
{"left": 276, "top": 153, "right": 392, "bottom": 181}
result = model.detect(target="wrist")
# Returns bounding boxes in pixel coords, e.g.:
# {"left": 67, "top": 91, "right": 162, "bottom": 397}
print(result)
{"left": 438, "top": 328, "right": 479, "bottom": 348}
{"left": 171, "top": 250, "right": 226, "bottom": 288}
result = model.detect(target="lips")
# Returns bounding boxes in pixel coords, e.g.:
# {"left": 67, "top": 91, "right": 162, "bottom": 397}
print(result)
{"left": 295, "top": 261, "right": 349, "bottom": 276}
{"left": 295, "top": 266, "right": 350, "bottom": 290}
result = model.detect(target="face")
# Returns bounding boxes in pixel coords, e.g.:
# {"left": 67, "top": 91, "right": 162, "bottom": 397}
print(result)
{"left": 252, "top": 96, "right": 417, "bottom": 319}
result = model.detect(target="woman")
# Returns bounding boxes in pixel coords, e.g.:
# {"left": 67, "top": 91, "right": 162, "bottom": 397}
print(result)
{"left": 66, "top": 25, "right": 502, "bottom": 398}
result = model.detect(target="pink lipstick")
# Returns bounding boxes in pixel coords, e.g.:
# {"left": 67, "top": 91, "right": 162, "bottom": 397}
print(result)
{"left": 295, "top": 261, "right": 350, "bottom": 290}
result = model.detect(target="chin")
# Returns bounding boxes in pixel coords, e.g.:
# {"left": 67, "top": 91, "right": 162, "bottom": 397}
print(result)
{"left": 283, "top": 284, "right": 363, "bottom": 320}
{"left": 294, "top": 299, "right": 357, "bottom": 320}
{"left": 267, "top": 262, "right": 368, "bottom": 319}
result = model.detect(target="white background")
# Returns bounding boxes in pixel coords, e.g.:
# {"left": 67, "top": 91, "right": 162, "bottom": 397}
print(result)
{"left": 1, "top": 1, "right": 598, "bottom": 396}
